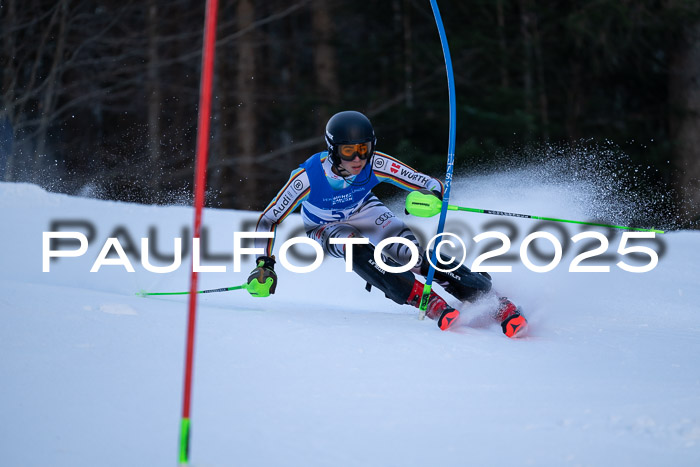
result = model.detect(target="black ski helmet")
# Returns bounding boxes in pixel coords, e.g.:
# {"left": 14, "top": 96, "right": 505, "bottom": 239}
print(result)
{"left": 325, "top": 111, "right": 377, "bottom": 166}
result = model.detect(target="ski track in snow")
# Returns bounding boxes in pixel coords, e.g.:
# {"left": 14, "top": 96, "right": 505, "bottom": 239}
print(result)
{"left": 1, "top": 179, "right": 699, "bottom": 467}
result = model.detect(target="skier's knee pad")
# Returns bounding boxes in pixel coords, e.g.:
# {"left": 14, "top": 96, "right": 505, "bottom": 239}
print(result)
{"left": 350, "top": 243, "right": 415, "bottom": 305}
{"left": 380, "top": 227, "right": 421, "bottom": 266}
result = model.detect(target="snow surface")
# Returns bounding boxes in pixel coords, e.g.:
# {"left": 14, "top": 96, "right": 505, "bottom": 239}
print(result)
{"left": 1, "top": 179, "right": 699, "bottom": 467}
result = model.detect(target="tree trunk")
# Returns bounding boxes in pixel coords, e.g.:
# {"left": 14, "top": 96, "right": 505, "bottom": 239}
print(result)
{"left": 669, "top": 22, "right": 700, "bottom": 225}
{"left": 403, "top": 0, "right": 414, "bottom": 109}
{"left": 518, "top": 0, "right": 534, "bottom": 136}
{"left": 1, "top": 0, "right": 17, "bottom": 180}
{"left": 235, "top": 0, "right": 257, "bottom": 210}
{"left": 147, "top": 0, "right": 162, "bottom": 195}
{"left": 210, "top": 4, "right": 235, "bottom": 208}
{"left": 531, "top": 10, "right": 549, "bottom": 141}
{"left": 311, "top": 0, "right": 339, "bottom": 127}
{"left": 496, "top": 0, "right": 509, "bottom": 90}
{"left": 33, "top": 0, "right": 69, "bottom": 183}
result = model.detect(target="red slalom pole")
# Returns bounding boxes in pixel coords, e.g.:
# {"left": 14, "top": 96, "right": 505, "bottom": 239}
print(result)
{"left": 180, "top": 0, "right": 219, "bottom": 464}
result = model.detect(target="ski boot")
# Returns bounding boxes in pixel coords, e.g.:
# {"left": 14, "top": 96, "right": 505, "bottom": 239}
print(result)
{"left": 407, "top": 280, "right": 460, "bottom": 331}
{"left": 496, "top": 297, "right": 528, "bottom": 338}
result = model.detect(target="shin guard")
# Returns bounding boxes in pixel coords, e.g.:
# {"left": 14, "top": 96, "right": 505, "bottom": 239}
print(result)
{"left": 351, "top": 243, "right": 416, "bottom": 305}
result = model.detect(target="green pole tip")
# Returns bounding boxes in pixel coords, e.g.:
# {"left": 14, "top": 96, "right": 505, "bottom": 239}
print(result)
{"left": 179, "top": 417, "right": 190, "bottom": 463}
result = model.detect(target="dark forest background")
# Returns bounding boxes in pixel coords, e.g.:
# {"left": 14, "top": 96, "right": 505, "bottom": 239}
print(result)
{"left": 2, "top": 0, "right": 700, "bottom": 226}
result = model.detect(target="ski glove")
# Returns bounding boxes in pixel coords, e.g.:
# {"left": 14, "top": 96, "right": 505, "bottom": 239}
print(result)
{"left": 247, "top": 255, "right": 277, "bottom": 297}
{"left": 405, "top": 188, "right": 443, "bottom": 215}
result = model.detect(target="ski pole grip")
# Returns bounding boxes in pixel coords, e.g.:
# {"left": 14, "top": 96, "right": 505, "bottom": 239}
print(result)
{"left": 405, "top": 190, "right": 442, "bottom": 217}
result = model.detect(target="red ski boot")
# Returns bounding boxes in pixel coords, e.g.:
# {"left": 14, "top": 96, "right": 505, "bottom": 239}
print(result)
{"left": 407, "top": 281, "right": 460, "bottom": 331}
{"left": 496, "top": 297, "right": 528, "bottom": 338}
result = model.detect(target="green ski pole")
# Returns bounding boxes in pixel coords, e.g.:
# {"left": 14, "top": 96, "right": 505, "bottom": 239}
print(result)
{"left": 136, "top": 284, "right": 248, "bottom": 297}
{"left": 405, "top": 190, "right": 664, "bottom": 234}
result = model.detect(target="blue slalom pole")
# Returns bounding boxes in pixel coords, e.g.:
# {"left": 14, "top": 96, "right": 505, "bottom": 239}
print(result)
{"left": 419, "top": 0, "right": 457, "bottom": 319}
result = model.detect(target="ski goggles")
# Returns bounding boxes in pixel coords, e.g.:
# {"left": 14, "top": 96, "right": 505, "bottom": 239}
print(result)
{"left": 337, "top": 142, "right": 372, "bottom": 161}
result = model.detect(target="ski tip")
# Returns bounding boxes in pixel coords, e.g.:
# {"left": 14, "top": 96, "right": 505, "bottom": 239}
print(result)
{"left": 502, "top": 314, "right": 528, "bottom": 338}
{"left": 136, "top": 289, "right": 148, "bottom": 298}
{"left": 437, "top": 307, "right": 460, "bottom": 331}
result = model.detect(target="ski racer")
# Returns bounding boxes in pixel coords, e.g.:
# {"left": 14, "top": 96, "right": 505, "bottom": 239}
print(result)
{"left": 247, "top": 110, "right": 527, "bottom": 337}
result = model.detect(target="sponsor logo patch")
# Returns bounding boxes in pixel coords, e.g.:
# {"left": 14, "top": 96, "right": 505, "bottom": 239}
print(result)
{"left": 375, "top": 212, "right": 396, "bottom": 226}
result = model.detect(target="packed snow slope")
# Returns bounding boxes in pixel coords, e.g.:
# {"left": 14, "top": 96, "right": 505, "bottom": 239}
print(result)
{"left": 1, "top": 177, "right": 699, "bottom": 467}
